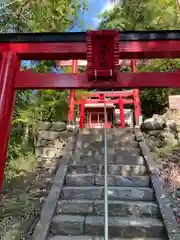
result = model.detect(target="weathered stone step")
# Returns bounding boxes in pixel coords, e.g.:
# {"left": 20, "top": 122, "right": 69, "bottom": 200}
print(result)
{"left": 67, "top": 164, "right": 147, "bottom": 175}
{"left": 114, "top": 140, "right": 139, "bottom": 148}
{"left": 70, "top": 155, "right": 144, "bottom": 165}
{"left": 66, "top": 174, "right": 150, "bottom": 187}
{"left": 51, "top": 215, "right": 164, "bottom": 237}
{"left": 76, "top": 140, "right": 139, "bottom": 149}
{"left": 70, "top": 153, "right": 115, "bottom": 164}
{"left": 85, "top": 216, "right": 164, "bottom": 238}
{"left": 51, "top": 215, "right": 84, "bottom": 235}
{"left": 50, "top": 236, "right": 164, "bottom": 240}
{"left": 77, "top": 147, "right": 140, "bottom": 156}
{"left": 115, "top": 155, "right": 144, "bottom": 165}
{"left": 95, "top": 175, "right": 149, "bottom": 187}
{"left": 77, "top": 140, "right": 114, "bottom": 148}
{"left": 113, "top": 128, "right": 134, "bottom": 135}
{"left": 57, "top": 200, "right": 159, "bottom": 217}
{"left": 61, "top": 186, "right": 154, "bottom": 201}
{"left": 115, "top": 148, "right": 140, "bottom": 155}
{"left": 113, "top": 135, "right": 136, "bottom": 142}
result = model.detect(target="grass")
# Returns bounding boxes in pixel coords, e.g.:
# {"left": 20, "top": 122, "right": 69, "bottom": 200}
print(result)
{"left": 0, "top": 153, "right": 38, "bottom": 239}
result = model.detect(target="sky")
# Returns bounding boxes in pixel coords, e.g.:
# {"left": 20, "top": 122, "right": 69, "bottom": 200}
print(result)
{"left": 53, "top": 0, "right": 113, "bottom": 72}
{"left": 25, "top": 0, "right": 113, "bottom": 71}
{"left": 71, "top": 0, "right": 112, "bottom": 31}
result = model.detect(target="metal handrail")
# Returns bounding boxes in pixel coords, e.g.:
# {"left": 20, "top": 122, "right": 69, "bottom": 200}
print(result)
{"left": 103, "top": 100, "right": 108, "bottom": 240}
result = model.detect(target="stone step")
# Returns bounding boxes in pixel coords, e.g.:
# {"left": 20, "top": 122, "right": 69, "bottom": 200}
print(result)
{"left": 67, "top": 164, "right": 147, "bottom": 175}
{"left": 113, "top": 135, "right": 136, "bottom": 142}
{"left": 50, "top": 236, "right": 164, "bottom": 240}
{"left": 71, "top": 153, "right": 115, "bottom": 164}
{"left": 79, "top": 129, "right": 103, "bottom": 134}
{"left": 114, "top": 141, "right": 139, "bottom": 148}
{"left": 66, "top": 174, "right": 150, "bottom": 187}
{"left": 115, "top": 156, "right": 144, "bottom": 165}
{"left": 115, "top": 147, "right": 140, "bottom": 154}
{"left": 77, "top": 140, "right": 115, "bottom": 148}
{"left": 70, "top": 155, "right": 144, "bottom": 165}
{"left": 61, "top": 186, "right": 154, "bottom": 201}
{"left": 76, "top": 140, "right": 139, "bottom": 149}
{"left": 50, "top": 215, "right": 164, "bottom": 237}
{"left": 57, "top": 200, "right": 160, "bottom": 217}
{"left": 51, "top": 215, "right": 85, "bottom": 235}
{"left": 85, "top": 216, "right": 165, "bottom": 238}
{"left": 113, "top": 128, "right": 134, "bottom": 134}
{"left": 77, "top": 147, "right": 140, "bottom": 156}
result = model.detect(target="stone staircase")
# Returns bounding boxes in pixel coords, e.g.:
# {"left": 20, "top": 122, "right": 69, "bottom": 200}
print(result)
{"left": 48, "top": 128, "right": 167, "bottom": 240}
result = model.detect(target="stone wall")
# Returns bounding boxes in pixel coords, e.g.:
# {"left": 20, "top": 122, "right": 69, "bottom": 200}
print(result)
{"left": 35, "top": 122, "right": 73, "bottom": 168}
{"left": 141, "top": 110, "right": 180, "bottom": 152}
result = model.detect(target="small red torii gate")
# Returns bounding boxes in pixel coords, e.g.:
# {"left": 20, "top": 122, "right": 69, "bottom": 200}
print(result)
{"left": 1, "top": 30, "right": 180, "bottom": 190}
{"left": 75, "top": 90, "right": 138, "bottom": 128}
{"left": 60, "top": 59, "right": 141, "bottom": 127}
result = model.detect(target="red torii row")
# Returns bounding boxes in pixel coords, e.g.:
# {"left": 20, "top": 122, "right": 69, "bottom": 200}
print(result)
{"left": 61, "top": 59, "right": 141, "bottom": 128}
{"left": 1, "top": 30, "right": 180, "bottom": 190}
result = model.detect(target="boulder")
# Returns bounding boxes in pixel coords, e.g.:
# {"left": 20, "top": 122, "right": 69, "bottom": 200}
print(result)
{"left": 37, "top": 121, "right": 51, "bottom": 130}
{"left": 143, "top": 129, "right": 178, "bottom": 150}
{"left": 50, "top": 122, "right": 66, "bottom": 132}
{"left": 165, "top": 120, "right": 177, "bottom": 132}
{"left": 38, "top": 130, "right": 61, "bottom": 140}
{"left": 160, "top": 129, "right": 178, "bottom": 147}
{"left": 67, "top": 124, "right": 76, "bottom": 132}
{"left": 141, "top": 116, "right": 165, "bottom": 131}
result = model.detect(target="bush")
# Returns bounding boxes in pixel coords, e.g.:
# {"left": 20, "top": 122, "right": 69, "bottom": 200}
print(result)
{"left": 138, "top": 59, "right": 180, "bottom": 117}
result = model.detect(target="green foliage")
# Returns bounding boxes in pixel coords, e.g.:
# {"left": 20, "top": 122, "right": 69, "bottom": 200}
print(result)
{"left": 0, "top": 0, "right": 88, "bottom": 32}
{"left": 2, "top": 0, "right": 88, "bottom": 174}
{"left": 138, "top": 59, "right": 180, "bottom": 117}
{"left": 99, "top": 0, "right": 180, "bottom": 117}
{"left": 29, "top": 90, "right": 69, "bottom": 122}
{"left": 99, "top": 0, "right": 180, "bottom": 30}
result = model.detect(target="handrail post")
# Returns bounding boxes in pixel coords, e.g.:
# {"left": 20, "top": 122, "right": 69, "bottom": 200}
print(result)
{"left": 104, "top": 100, "right": 108, "bottom": 240}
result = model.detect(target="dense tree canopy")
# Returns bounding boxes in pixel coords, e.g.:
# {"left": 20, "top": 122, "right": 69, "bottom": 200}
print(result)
{"left": 99, "top": 0, "right": 180, "bottom": 117}
{"left": 0, "top": 0, "right": 87, "bottom": 32}
{"left": 99, "top": 0, "right": 180, "bottom": 30}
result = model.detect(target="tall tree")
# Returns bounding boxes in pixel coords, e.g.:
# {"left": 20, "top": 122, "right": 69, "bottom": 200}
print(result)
{"left": 0, "top": 0, "right": 87, "bottom": 32}
{"left": 99, "top": 0, "right": 180, "bottom": 117}
{"left": 99, "top": 0, "right": 180, "bottom": 30}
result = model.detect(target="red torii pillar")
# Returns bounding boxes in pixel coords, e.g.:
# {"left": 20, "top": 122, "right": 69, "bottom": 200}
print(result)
{"left": 131, "top": 60, "right": 142, "bottom": 126}
{"left": 79, "top": 100, "right": 85, "bottom": 128}
{"left": 119, "top": 96, "right": 125, "bottom": 128}
{"left": 68, "top": 60, "right": 78, "bottom": 123}
{"left": 0, "top": 52, "right": 20, "bottom": 190}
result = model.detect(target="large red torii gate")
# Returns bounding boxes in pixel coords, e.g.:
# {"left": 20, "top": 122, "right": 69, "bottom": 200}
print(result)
{"left": 1, "top": 30, "right": 180, "bottom": 190}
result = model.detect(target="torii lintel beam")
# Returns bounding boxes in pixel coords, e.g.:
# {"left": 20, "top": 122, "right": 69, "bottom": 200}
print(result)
{"left": 0, "top": 31, "right": 180, "bottom": 59}
{"left": 16, "top": 71, "right": 180, "bottom": 89}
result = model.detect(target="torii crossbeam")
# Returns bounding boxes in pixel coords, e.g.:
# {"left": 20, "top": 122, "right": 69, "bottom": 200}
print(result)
{"left": 1, "top": 30, "right": 180, "bottom": 89}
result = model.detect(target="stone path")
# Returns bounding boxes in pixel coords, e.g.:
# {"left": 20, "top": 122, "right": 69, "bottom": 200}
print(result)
{"left": 32, "top": 128, "right": 180, "bottom": 240}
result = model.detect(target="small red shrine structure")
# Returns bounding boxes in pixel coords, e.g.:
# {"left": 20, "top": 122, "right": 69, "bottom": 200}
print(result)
{"left": 75, "top": 90, "right": 139, "bottom": 128}
{"left": 58, "top": 59, "right": 141, "bottom": 128}
{"left": 83, "top": 103, "right": 114, "bottom": 128}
